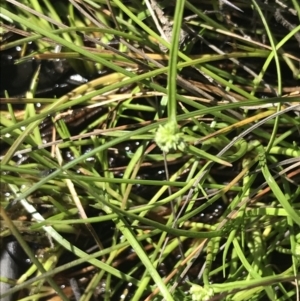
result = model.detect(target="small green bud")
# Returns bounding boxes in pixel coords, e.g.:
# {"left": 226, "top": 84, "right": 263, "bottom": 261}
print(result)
{"left": 189, "top": 284, "right": 214, "bottom": 301}
{"left": 155, "top": 121, "right": 186, "bottom": 153}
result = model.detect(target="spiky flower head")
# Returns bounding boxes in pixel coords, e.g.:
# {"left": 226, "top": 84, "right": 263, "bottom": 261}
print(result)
{"left": 189, "top": 284, "right": 214, "bottom": 301}
{"left": 155, "top": 121, "right": 186, "bottom": 153}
